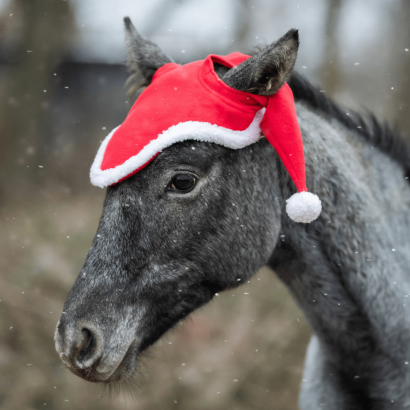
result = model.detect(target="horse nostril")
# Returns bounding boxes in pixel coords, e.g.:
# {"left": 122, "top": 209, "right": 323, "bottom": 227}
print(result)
{"left": 77, "top": 328, "right": 97, "bottom": 364}
{"left": 72, "top": 323, "right": 104, "bottom": 369}
{"left": 55, "top": 316, "right": 135, "bottom": 382}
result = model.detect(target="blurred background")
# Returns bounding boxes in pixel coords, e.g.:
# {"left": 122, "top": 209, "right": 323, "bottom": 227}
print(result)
{"left": 0, "top": 0, "right": 409, "bottom": 409}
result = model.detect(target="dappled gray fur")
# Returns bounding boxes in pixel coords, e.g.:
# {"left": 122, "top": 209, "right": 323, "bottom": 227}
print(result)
{"left": 56, "top": 139, "right": 280, "bottom": 383}
{"left": 222, "top": 29, "right": 299, "bottom": 95}
{"left": 269, "top": 104, "right": 410, "bottom": 409}
{"left": 55, "top": 21, "right": 410, "bottom": 409}
{"left": 124, "top": 17, "right": 173, "bottom": 98}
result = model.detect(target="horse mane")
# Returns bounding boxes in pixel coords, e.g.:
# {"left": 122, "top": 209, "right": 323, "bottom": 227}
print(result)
{"left": 288, "top": 71, "right": 410, "bottom": 178}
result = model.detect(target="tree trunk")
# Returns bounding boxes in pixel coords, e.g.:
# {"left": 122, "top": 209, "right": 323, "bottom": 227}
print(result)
{"left": 0, "top": 0, "right": 75, "bottom": 200}
{"left": 391, "top": 0, "right": 410, "bottom": 138}
{"left": 321, "top": 0, "right": 343, "bottom": 96}
{"left": 234, "top": 0, "right": 253, "bottom": 53}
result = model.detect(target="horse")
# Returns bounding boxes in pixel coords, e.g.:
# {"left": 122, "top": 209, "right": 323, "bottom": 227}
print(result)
{"left": 55, "top": 17, "right": 410, "bottom": 409}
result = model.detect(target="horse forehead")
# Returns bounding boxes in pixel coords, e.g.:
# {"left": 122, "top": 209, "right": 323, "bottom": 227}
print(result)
{"left": 101, "top": 140, "right": 248, "bottom": 213}
{"left": 155, "top": 139, "right": 232, "bottom": 167}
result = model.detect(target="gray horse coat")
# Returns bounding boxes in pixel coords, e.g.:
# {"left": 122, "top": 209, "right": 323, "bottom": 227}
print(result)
{"left": 55, "top": 18, "right": 410, "bottom": 410}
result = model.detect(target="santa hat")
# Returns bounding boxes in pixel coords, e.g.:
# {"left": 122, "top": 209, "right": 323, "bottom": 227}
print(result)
{"left": 90, "top": 53, "right": 321, "bottom": 223}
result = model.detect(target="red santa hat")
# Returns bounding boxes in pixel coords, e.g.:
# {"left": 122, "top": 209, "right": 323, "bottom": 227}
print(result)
{"left": 90, "top": 52, "right": 321, "bottom": 223}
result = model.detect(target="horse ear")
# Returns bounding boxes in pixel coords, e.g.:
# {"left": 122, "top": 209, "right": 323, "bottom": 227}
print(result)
{"left": 222, "top": 29, "right": 299, "bottom": 96}
{"left": 124, "top": 17, "right": 174, "bottom": 97}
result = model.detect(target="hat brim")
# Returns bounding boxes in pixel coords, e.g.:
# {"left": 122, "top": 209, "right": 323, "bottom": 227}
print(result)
{"left": 90, "top": 108, "right": 265, "bottom": 188}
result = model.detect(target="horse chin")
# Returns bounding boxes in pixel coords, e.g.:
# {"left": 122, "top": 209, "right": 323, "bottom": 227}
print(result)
{"left": 66, "top": 357, "right": 137, "bottom": 384}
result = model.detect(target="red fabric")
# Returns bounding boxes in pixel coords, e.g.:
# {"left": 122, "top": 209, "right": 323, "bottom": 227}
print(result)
{"left": 100, "top": 52, "right": 307, "bottom": 193}
{"left": 261, "top": 86, "right": 307, "bottom": 192}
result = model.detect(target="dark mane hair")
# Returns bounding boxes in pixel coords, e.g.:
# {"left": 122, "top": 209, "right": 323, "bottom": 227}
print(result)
{"left": 288, "top": 71, "right": 410, "bottom": 178}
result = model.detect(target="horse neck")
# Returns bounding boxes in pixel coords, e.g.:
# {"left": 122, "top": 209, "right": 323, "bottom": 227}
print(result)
{"left": 268, "top": 102, "right": 410, "bottom": 383}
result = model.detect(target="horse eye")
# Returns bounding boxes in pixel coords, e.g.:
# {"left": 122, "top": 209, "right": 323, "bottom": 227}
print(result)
{"left": 169, "top": 174, "right": 197, "bottom": 192}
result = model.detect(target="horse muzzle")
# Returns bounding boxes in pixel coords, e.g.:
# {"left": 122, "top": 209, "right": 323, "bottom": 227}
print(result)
{"left": 54, "top": 317, "right": 138, "bottom": 383}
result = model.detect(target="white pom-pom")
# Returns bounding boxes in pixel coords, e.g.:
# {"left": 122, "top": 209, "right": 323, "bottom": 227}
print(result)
{"left": 286, "top": 191, "right": 322, "bottom": 223}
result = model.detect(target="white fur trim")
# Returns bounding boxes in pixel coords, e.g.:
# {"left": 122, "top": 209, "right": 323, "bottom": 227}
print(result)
{"left": 90, "top": 109, "right": 266, "bottom": 188}
{"left": 286, "top": 191, "right": 322, "bottom": 223}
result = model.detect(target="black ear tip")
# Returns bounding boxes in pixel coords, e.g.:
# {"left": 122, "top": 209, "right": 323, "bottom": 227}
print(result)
{"left": 124, "top": 17, "right": 132, "bottom": 28}
{"left": 284, "top": 29, "right": 299, "bottom": 49}
{"left": 289, "top": 28, "right": 299, "bottom": 41}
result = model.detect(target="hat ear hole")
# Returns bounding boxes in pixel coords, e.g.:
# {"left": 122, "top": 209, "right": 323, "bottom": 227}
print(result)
{"left": 213, "top": 62, "right": 231, "bottom": 79}
{"left": 124, "top": 17, "right": 174, "bottom": 99}
{"left": 221, "top": 29, "right": 299, "bottom": 96}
